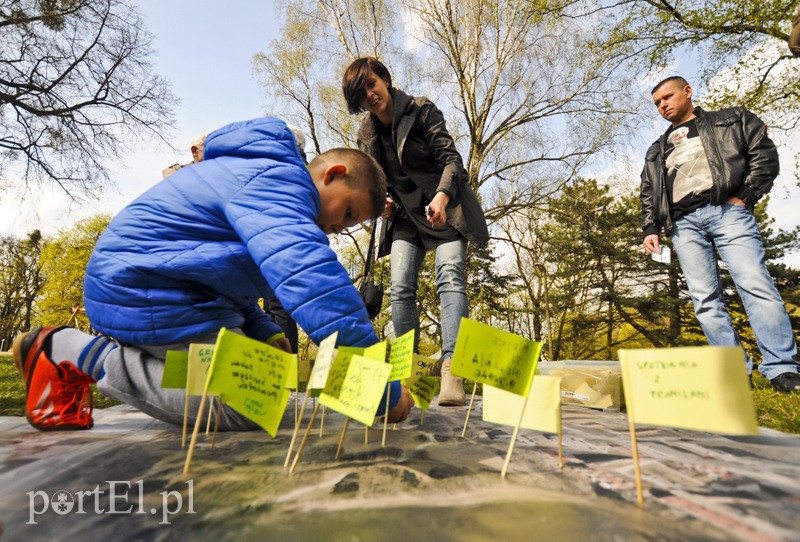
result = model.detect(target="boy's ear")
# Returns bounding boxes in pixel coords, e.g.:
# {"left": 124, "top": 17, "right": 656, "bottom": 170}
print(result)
{"left": 323, "top": 163, "right": 348, "bottom": 185}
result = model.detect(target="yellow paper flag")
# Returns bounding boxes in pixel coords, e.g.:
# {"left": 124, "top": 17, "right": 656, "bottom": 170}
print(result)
{"left": 405, "top": 354, "right": 437, "bottom": 386}
{"left": 618, "top": 346, "right": 758, "bottom": 435}
{"left": 205, "top": 329, "right": 293, "bottom": 436}
{"left": 482, "top": 376, "right": 562, "bottom": 434}
{"left": 407, "top": 375, "right": 439, "bottom": 410}
{"left": 319, "top": 354, "right": 391, "bottom": 426}
{"left": 451, "top": 318, "right": 542, "bottom": 395}
{"left": 307, "top": 332, "right": 338, "bottom": 392}
{"left": 187, "top": 344, "right": 217, "bottom": 396}
{"left": 388, "top": 330, "right": 415, "bottom": 381}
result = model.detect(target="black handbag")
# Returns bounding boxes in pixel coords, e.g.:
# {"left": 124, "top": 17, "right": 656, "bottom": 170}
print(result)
{"left": 358, "top": 220, "right": 384, "bottom": 320}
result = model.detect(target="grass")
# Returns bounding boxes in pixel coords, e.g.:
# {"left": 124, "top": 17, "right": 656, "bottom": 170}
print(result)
{"left": 0, "top": 354, "right": 119, "bottom": 416}
{"left": 1, "top": 354, "right": 798, "bottom": 434}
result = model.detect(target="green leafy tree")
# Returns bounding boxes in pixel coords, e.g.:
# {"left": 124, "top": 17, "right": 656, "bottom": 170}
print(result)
{"left": 600, "top": 0, "right": 800, "bottom": 131}
{"left": 0, "top": 230, "right": 43, "bottom": 346}
{"left": 37, "top": 214, "right": 110, "bottom": 329}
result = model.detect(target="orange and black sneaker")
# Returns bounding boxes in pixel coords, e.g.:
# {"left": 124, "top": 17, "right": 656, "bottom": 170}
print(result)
{"left": 12, "top": 326, "right": 94, "bottom": 431}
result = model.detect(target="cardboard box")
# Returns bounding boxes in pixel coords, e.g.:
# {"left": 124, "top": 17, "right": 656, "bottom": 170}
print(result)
{"left": 537, "top": 360, "right": 623, "bottom": 411}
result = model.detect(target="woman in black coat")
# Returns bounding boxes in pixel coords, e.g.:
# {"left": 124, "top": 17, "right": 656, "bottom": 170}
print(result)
{"left": 343, "top": 57, "right": 489, "bottom": 406}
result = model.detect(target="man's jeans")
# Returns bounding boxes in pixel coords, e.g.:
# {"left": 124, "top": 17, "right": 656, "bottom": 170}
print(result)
{"left": 390, "top": 239, "right": 468, "bottom": 359}
{"left": 671, "top": 203, "right": 798, "bottom": 379}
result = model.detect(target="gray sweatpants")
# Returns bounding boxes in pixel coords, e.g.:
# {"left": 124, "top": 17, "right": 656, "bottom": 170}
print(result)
{"left": 95, "top": 330, "right": 262, "bottom": 431}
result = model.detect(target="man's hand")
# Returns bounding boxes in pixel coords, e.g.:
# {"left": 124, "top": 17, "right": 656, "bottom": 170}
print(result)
{"left": 426, "top": 192, "right": 450, "bottom": 226}
{"left": 726, "top": 196, "right": 746, "bottom": 207}
{"left": 381, "top": 197, "right": 395, "bottom": 220}
{"left": 386, "top": 386, "right": 414, "bottom": 424}
{"left": 643, "top": 234, "right": 661, "bottom": 255}
{"left": 271, "top": 337, "right": 292, "bottom": 353}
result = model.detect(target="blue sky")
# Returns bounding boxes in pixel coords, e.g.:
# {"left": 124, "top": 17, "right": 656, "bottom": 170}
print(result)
{"left": 0, "top": 0, "right": 281, "bottom": 236}
{"left": 1, "top": 1, "right": 798, "bottom": 266}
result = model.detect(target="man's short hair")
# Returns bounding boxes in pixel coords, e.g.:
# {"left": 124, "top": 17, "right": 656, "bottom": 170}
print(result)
{"left": 310, "top": 148, "right": 387, "bottom": 218}
{"left": 651, "top": 76, "right": 690, "bottom": 95}
{"left": 342, "top": 57, "right": 393, "bottom": 115}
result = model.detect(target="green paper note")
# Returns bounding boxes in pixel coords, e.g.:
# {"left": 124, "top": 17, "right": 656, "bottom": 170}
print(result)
{"left": 482, "top": 376, "right": 562, "bottom": 434}
{"left": 286, "top": 354, "right": 299, "bottom": 390}
{"left": 307, "top": 332, "right": 338, "bottom": 392}
{"left": 298, "top": 357, "right": 311, "bottom": 384}
{"left": 451, "top": 318, "right": 542, "bottom": 396}
{"left": 388, "top": 330, "right": 415, "bottom": 381}
{"left": 408, "top": 375, "right": 439, "bottom": 410}
{"left": 161, "top": 350, "right": 189, "bottom": 389}
{"left": 619, "top": 346, "right": 758, "bottom": 435}
{"left": 319, "top": 354, "right": 391, "bottom": 427}
{"left": 206, "top": 329, "right": 293, "bottom": 436}
{"left": 186, "top": 344, "right": 217, "bottom": 396}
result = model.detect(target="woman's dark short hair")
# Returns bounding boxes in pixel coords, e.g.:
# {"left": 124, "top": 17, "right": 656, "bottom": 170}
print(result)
{"left": 342, "top": 57, "right": 393, "bottom": 115}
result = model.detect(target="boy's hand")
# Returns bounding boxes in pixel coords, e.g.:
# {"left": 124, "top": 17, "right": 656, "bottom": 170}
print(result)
{"left": 386, "top": 386, "right": 414, "bottom": 424}
{"left": 427, "top": 192, "right": 450, "bottom": 226}
{"left": 381, "top": 197, "right": 395, "bottom": 220}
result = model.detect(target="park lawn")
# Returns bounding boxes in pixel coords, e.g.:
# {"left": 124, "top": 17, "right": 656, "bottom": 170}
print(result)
{"left": 0, "top": 354, "right": 119, "bottom": 416}
{"left": 1, "top": 354, "right": 798, "bottom": 434}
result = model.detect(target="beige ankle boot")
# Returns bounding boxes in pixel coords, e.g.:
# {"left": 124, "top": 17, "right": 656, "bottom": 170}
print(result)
{"left": 438, "top": 358, "right": 465, "bottom": 406}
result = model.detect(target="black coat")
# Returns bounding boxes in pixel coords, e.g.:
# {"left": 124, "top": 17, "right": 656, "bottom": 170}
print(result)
{"left": 640, "top": 106, "right": 780, "bottom": 238}
{"left": 357, "top": 88, "right": 489, "bottom": 255}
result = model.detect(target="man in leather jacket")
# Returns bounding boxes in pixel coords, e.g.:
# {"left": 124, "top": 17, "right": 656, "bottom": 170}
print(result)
{"left": 640, "top": 76, "right": 799, "bottom": 393}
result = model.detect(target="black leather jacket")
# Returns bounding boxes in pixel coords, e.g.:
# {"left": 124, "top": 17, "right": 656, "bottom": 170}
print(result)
{"left": 640, "top": 106, "right": 780, "bottom": 238}
{"left": 358, "top": 88, "right": 489, "bottom": 253}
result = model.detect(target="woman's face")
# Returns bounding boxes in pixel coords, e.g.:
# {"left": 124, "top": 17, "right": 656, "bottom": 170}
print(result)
{"left": 360, "top": 69, "right": 392, "bottom": 119}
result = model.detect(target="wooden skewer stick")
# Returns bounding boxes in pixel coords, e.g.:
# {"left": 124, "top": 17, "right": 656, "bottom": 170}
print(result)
{"left": 381, "top": 382, "right": 391, "bottom": 446}
{"left": 183, "top": 387, "right": 210, "bottom": 475}
{"left": 461, "top": 382, "right": 478, "bottom": 437}
{"left": 181, "top": 390, "right": 190, "bottom": 449}
{"left": 289, "top": 403, "right": 320, "bottom": 475}
{"left": 211, "top": 398, "right": 222, "bottom": 448}
{"left": 284, "top": 394, "right": 309, "bottom": 468}
{"left": 500, "top": 392, "right": 530, "bottom": 479}
{"left": 335, "top": 417, "right": 351, "bottom": 461}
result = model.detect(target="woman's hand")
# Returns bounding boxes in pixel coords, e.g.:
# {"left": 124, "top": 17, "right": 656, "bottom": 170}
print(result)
{"left": 427, "top": 192, "right": 450, "bottom": 226}
{"left": 381, "top": 196, "right": 395, "bottom": 220}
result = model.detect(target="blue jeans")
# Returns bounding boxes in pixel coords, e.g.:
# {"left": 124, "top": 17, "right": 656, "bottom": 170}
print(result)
{"left": 671, "top": 203, "right": 798, "bottom": 379}
{"left": 390, "top": 239, "right": 468, "bottom": 359}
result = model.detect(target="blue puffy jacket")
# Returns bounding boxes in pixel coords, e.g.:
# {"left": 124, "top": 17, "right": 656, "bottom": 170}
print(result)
{"left": 84, "top": 117, "right": 380, "bottom": 350}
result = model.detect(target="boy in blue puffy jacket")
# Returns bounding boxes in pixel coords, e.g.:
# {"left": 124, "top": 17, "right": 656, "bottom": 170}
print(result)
{"left": 13, "top": 117, "right": 413, "bottom": 431}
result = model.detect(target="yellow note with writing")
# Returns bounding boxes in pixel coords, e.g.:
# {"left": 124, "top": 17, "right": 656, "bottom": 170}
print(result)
{"left": 404, "top": 354, "right": 437, "bottom": 386}
{"left": 319, "top": 354, "right": 391, "bottom": 427}
{"left": 618, "top": 346, "right": 758, "bottom": 435}
{"left": 482, "top": 376, "right": 562, "bottom": 434}
{"left": 206, "top": 329, "right": 293, "bottom": 436}
{"left": 388, "top": 330, "right": 415, "bottom": 381}
{"left": 307, "top": 332, "right": 338, "bottom": 392}
{"left": 408, "top": 375, "right": 439, "bottom": 410}
{"left": 451, "top": 318, "right": 542, "bottom": 396}
{"left": 186, "top": 343, "right": 217, "bottom": 396}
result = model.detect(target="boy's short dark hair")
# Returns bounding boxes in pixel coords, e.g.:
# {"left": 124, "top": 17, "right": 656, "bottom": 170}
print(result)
{"left": 311, "top": 148, "right": 387, "bottom": 218}
{"left": 651, "top": 76, "right": 689, "bottom": 95}
{"left": 342, "top": 57, "right": 393, "bottom": 115}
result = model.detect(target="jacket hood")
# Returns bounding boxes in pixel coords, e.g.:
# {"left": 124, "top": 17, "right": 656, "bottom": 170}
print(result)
{"left": 203, "top": 117, "right": 304, "bottom": 165}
